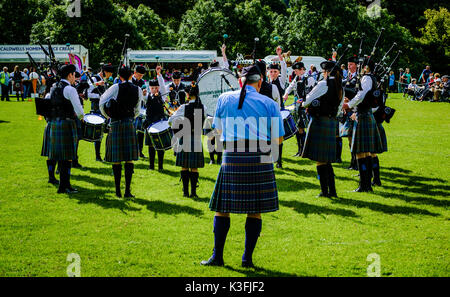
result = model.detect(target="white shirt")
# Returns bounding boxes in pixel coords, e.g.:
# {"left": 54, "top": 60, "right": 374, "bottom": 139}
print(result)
{"left": 302, "top": 77, "right": 344, "bottom": 114}
{"left": 348, "top": 74, "right": 373, "bottom": 109}
{"left": 60, "top": 79, "right": 84, "bottom": 119}
{"left": 87, "top": 73, "right": 103, "bottom": 99}
{"left": 284, "top": 74, "right": 315, "bottom": 98}
{"left": 168, "top": 99, "right": 208, "bottom": 126}
{"left": 157, "top": 74, "right": 168, "bottom": 102}
{"left": 99, "top": 80, "right": 143, "bottom": 119}
{"left": 30, "top": 72, "right": 39, "bottom": 80}
{"left": 271, "top": 84, "right": 282, "bottom": 108}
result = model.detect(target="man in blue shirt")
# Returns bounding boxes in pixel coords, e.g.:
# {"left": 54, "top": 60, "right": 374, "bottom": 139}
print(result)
{"left": 201, "top": 65, "right": 284, "bottom": 268}
{"left": 0, "top": 67, "right": 10, "bottom": 101}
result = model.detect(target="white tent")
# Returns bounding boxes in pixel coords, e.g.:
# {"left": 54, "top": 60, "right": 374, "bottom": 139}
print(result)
{"left": 127, "top": 50, "right": 217, "bottom": 63}
{"left": 264, "top": 55, "right": 327, "bottom": 71}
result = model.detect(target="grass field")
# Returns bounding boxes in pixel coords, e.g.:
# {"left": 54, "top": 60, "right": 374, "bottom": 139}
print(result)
{"left": 0, "top": 93, "right": 449, "bottom": 277}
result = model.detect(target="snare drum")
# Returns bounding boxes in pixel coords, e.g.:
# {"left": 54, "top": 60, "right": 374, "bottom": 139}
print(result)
{"left": 147, "top": 120, "right": 173, "bottom": 151}
{"left": 81, "top": 113, "right": 106, "bottom": 142}
{"left": 281, "top": 110, "right": 297, "bottom": 140}
{"left": 134, "top": 108, "right": 147, "bottom": 133}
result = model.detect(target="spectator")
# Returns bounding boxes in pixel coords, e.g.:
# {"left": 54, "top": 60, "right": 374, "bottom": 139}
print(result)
{"left": 341, "top": 64, "right": 348, "bottom": 79}
{"left": 310, "top": 65, "right": 318, "bottom": 81}
{"left": 388, "top": 71, "right": 396, "bottom": 93}
{"left": 22, "top": 68, "right": 31, "bottom": 99}
{"left": 12, "top": 65, "right": 24, "bottom": 101}
{"left": 398, "top": 68, "right": 405, "bottom": 93}
{"left": 420, "top": 65, "right": 432, "bottom": 84}
{"left": 402, "top": 68, "right": 412, "bottom": 85}
{"left": 1, "top": 67, "right": 10, "bottom": 101}
{"left": 440, "top": 75, "right": 449, "bottom": 99}
{"left": 29, "top": 67, "right": 39, "bottom": 99}
{"left": 431, "top": 73, "right": 442, "bottom": 102}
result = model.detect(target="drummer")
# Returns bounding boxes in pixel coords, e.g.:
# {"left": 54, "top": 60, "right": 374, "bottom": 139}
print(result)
{"left": 283, "top": 61, "right": 315, "bottom": 157}
{"left": 99, "top": 66, "right": 143, "bottom": 198}
{"left": 166, "top": 70, "right": 186, "bottom": 107}
{"left": 132, "top": 65, "right": 148, "bottom": 159}
{"left": 268, "top": 46, "right": 287, "bottom": 110}
{"left": 144, "top": 66, "right": 168, "bottom": 171}
{"left": 168, "top": 82, "right": 206, "bottom": 198}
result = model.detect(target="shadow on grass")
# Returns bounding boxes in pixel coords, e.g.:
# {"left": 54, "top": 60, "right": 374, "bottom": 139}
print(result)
{"left": 0, "top": 120, "right": 10, "bottom": 124}
{"left": 280, "top": 200, "right": 359, "bottom": 218}
{"left": 276, "top": 178, "right": 319, "bottom": 192}
{"left": 131, "top": 198, "right": 204, "bottom": 217}
{"left": 224, "top": 265, "right": 302, "bottom": 277}
{"left": 330, "top": 197, "right": 439, "bottom": 216}
{"left": 71, "top": 173, "right": 114, "bottom": 189}
{"left": 375, "top": 189, "right": 450, "bottom": 208}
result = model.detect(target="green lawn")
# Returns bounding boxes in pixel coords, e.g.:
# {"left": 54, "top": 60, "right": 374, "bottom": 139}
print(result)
{"left": 0, "top": 93, "right": 449, "bottom": 277}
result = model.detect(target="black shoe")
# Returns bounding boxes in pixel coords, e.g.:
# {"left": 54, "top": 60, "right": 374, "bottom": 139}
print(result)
{"left": 372, "top": 180, "right": 382, "bottom": 186}
{"left": 96, "top": 157, "right": 103, "bottom": 162}
{"left": 209, "top": 160, "right": 215, "bottom": 165}
{"left": 317, "top": 192, "right": 330, "bottom": 197}
{"left": 352, "top": 186, "right": 367, "bottom": 193}
{"left": 56, "top": 168, "right": 60, "bottom": 175}
{"left": 242, "top": 260, "right": 255, "bottom": 268}
{"left": 276, "top": 163, "right": 282, "bottom": 169}
{"left": 124, "top": 191, "right": 135, "bottom": 198}
{"left": 139, "top": 152, "right": 146, "bottom": 158}
{"left": 48, "top": 178, "right": 59, "bottom": 185}
{"left": 58, "top": 187, "right": 78, "bottom": 194}
{"left": 200, "top": 256, "right": 224, "bottom": 267}
{"left": 293, "top": 152, "right": 301, "bottom": 157}
{"left": 329, "top": 192, "right": 338, "bottom": 198}
{"left": 72, "top": 162, "right": 83, "bottom": 169}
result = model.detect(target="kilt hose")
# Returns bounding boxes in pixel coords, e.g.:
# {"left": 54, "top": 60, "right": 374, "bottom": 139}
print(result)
{"left": 175, "top": 135, "right": 205, "bottom": 168}
{"left": 302, "top": 116, "right": 338, "bottom": 163}
{"left": 48, "top": 119, "right": 78, "bottom": 161}
{"left": 105, "top": 118, "right": 139, "bottom": 163}
{"left": 376, "top": 122, "right": 388, "bottom": 153}
{"left": 209, "top": 151, "right": 279, "bottom": 214}
{"left": 41, "top": 121, "right": 51, "bottom": 157}
{"left": 351, "top": 111, "right": 383, "bottom": 154}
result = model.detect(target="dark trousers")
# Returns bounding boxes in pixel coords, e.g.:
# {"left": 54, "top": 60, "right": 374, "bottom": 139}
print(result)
{"left": 1, "top": 84, "right": 9, "bottom": 101}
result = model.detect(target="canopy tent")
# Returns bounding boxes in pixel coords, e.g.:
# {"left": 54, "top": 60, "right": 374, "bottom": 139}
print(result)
{"left": 264, "top": 55, "right": 327, "bottom": 71}
{"left": 127, "top": 50, "right": 217, "bottom": 63}
{"left": 0, "top": 44, "right": 89, "bottom": 66}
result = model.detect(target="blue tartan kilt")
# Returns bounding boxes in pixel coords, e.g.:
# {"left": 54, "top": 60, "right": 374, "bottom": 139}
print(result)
{"left": 351, "top": 111, "right": 383, "bottom": 154}
{"left": 105, "top": 118, "right": 139, "bottom": 163}
{"left": 302, "top": 116, "right": 338, "bottom": 163}
{"left": 41, "top": 121, "right": 51, "bottom": 157}
{"left": 209, "top": 151, "right": 279, "bottom": 214}
{"left": 48, "top": 119, "right": 78, "bottom": 161}
{"left": 339, "top": 114, "right": 354, "bottom": 137}
{"left": 175, "top": 136, "right": 205, "bottom": 168}
{"left": 376, "top": 122, "right": 388, "bottom": 153}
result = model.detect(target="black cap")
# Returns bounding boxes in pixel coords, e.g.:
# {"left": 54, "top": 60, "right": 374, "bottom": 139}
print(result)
{"left": 254, "top": 60, "right": 267, "bottom": 79}
{"left": 58, "top": 64, "right": 76, "bottom": 78}
{"left": 292, "top": 61, "right": 305, "bottom": 70}
{"left": 102, "top": 64, "right": 114, "bottom": 73}
{"left": 241, "top": 65, "right": 261, "bottom": 78}
{"left": 362, "top": 56, "right": 375, "bottom": 71}
{"left": 119, "top": 66, "right": 132, "bottom": 79}
{"left": 135, "top": 65, "right": 146, "bottom": 74}
{"left": 172, "top": 71, "right": 182, "bottom": 79}
{"left": 320, "top": 60, "right": 337, "bottom": 72}
{"left": 268, "top": 63, "right": 281, "bottom": 71}
{"left": 149, "top": 79, "right": 159, "bottom": 87}
{"left": 210, "top": 61, "right": 219, "bottom": 67}
{"left": 347, "top": 55, "right": 358, "bottom": 64}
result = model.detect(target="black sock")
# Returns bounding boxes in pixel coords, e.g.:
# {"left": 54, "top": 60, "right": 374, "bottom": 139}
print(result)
{"left": 317, "top": 164, "right": 329, "bottom": 196}
{"left": 157, "top": 150, "right": 165, "bottom": 170}
{"left": 372, "top": 156, "right": 381, "bottom": 184}
{"left": 216, "top": 152, "right": 222, "bottom": 164}
{"left": 212, "top": 216, "right": 230, "bottom": 262}
{"left": 47, "top": 159, "right": 57, "bottom": 180}
{"left": 327, "top": 163, "right": 337, "bottom": 196}
{"left": 189, "top": 171, "right": 199, "bottom": 197}
{"left": 365, "top": 156, "right": 373, "bottom": 191}
{"left": 124, "top": 163, "right": 134, "bottom": 194}
{"left": 357, "top": 157, "right": 368, "bottom": 191}
{"left": 277, "top": 144, "right": 283, "bottom": 166}
{"left": 295, "top": 132, "right": 302, "bottom": 152}
{"left": 112, "top": 164, "right": 122, "bottom": 197}
{"left": 209, "top": 152, "right": 215, "bottom": 163}
{"left": 336, "top": 137, "right": 342, "bottom": 162}
{"left": 149, "top": 146, "right": 155, "bottom": 169}
{"left": 138, "top": 133, "right": 144, "bottom": 154}
{"left": 95, "top": 141, "right": 101, "bottom": 159}
{"left": 242, "top": 217, "right": 262, "bottom": 264}
{"left": 181, "top": 170, "right": 190, "bottom": 196}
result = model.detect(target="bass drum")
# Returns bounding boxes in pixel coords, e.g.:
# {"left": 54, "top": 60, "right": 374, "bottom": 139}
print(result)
{"left": 197, "top": 68, "right": 240, "bottom": 116}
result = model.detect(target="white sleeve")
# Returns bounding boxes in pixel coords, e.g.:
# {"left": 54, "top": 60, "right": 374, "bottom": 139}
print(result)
{"left": 280, "top": 60, "right": 287, "bottom": 88}
{"left": 284, "top": 78, "right": 296, "bottom": 97}
{"left": 303, "top": 80, "right": 328, "bottom": 107}
{"left": 222, "top": 57, "right": 229, "bottom": 69}
{"left": 272, "top": 85, "right": 281, "bottom": 108}
{"left": 168, "top": 104, "right": 185, "bottom": 126}
{"left": 135, "top": 88, "right": 144, "bottom": 118}
{"left": 348, "top": 75, "right": 372, "bottom": 109}
{"left": 307, "top": 76, "right": 315, "bottom": 88}
{"left": 99, "top": 84, "right": 119, "bottom": 119}
{"left": 87, "top": 76, "right": 100, "bottom": 99}
{"left": 157, "top": 74, "right": 167, "bottom": 100}
{"left": 63, "top": 86, "right": 84, "bottom": 118}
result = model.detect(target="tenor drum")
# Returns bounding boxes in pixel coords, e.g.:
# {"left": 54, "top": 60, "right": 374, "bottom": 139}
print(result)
{"left": 197, "top": 68, "right": 240, "bottom": 116}
{"left": 147, "top": 120, "right": 173, "bottom": 151}
{"left": 281, "top": 110, "right": 297, "bottom": 140}
{"left": 81, "top": 113, "right": 106, "bottom": 142}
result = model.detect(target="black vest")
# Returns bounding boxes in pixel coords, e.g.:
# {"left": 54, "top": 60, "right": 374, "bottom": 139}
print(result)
{"left": 296, "top": 76, "right": 307, "bottom": 99}
{"left": 272, "top": 78, "right": 285, "bottom": 98}
{"left": 92, "top": 74, "right": 105, "bottom": 95}
{"left": 168, "top": 82, "right": 186, "bottom": 105}
{"left": 184, "top": 101, "right": 205, "bottom": 134}
{"left": 309, "top": 78, "right": 341, "bottom": 118}
{"left": 114, "top": 82, "right": 139, "bottom": 119}
{"left": 343, "top": 72, "right": 358, "bottom": 100}
{"left": 259, "top": 81, "right": 274, "bottom": 99}
{"left": 146, "top": 93, "right": 166, "bottom": 124}
{"left": 357, "top": 74, "right": 377, "bottom": 112}
{"left": 50, "top": 80, "right": 76, "bottom": 119}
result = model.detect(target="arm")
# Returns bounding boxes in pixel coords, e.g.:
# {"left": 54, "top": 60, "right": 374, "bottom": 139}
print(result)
{"left": 283, "top": 77, "right": 296, "bottom": 100}
{"left": 87, "top": 76, "right": 100, "bottom": 99}
{"left": 346, "top": 75, "right": 372, "bottom": 109}
{"left": 135, "top": 88, "right": 144, "bottom": 118}
{"left": 276, "top": 46, "right": 287, "bottom": 87}
{"left": 303, "top": 80, "right": 328, "bottom": 107}
{"left": 168, "top": 104, "right": 185, "bottom": 126}
{"left": 99, "top": 84, "right": 119, "bottom": 119}
{"left": 221, "top": 44, "right": 229, "bottom": 69}
{"left": 272, "top": 84, "right": 281, "bottom": 108}
{"left": 64, "top": 86, "right": 84, "bottom": 119}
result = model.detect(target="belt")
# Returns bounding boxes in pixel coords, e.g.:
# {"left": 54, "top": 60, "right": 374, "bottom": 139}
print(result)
{"left": 223, "top": 140, "right": 273, "bottom": 153}
{"left": 51, "top": 117, "right": 75, "bottom": 121}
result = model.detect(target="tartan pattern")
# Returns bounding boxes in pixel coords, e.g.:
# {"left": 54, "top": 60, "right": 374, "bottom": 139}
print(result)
{"left": 105, "top": 119, "right": 139, "bottom": 163}
{"left": 40, "top": 121, "right": 51, "bottom": 157}
{"left": 209, "top": 151, "right": 279, "bottom": 214}
{"left": 175, "top": 136, "right": 205, "bottom": 168}
{"left": 302, "top": 116, "right": 338, "bottom": 163}
{"left": 339, "top": 115, "right": 354, "bottom": 137}
{"left": 48, "top": 119, "right": 78, "bottom": 161}
{"left": 351, "top": 111, "right": 383, "bottom": 154}
{"left": 376, "top": 122, "right": 388, "bottom": 153}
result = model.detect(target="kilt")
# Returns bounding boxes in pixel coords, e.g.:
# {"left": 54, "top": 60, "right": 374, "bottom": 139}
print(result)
{"left": 48, "top": 119, "right": 78, "bottom": 161}
{"left": 351, "top": 111, "right": 383, "bottom": 154}
{"left": 175, "top": 136, "right": 204, "bottom": 168}
{"left": 339, "top": 114, "right": 354, "bottom": 137}
{"left": 209, "top": 151, "right": 279, "bottom": 214}
{"left": 13, "top": 81, "right": 23, "bottom": 92}
{"left": 40, "top": 121, "right": 51, "bottom": 157}
{"left": 105, "top": 118, "right": 139, "bottom": 163}
{"left": 302, "top": 116, "right": 338, "bottom": 163}
{"left": 376, "top": 122, "right": 388, "bottom": 153}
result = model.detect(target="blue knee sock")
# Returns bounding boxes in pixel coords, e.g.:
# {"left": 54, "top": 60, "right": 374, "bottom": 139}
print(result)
{"left": 212, "top": 216, "right": 230, "bottom": 261}
{"left": 242, "top": 217, "right": 262, "bottom": 263}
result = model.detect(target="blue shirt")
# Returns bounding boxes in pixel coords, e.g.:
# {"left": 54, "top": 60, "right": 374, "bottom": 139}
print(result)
{"left": 213, "top": 85, "right": 285, "bottom": 142}
{"left": 389, "top": 74, "right": 395, "bottom": 86}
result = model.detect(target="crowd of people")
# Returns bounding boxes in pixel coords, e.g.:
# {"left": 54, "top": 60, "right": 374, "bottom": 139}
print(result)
{"left": 0, "top": 65, "right": 43, "bottom": 101}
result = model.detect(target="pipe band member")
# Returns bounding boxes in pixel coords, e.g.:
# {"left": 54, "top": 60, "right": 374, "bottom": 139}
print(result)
{"left": 342, "top": 57, "right": 383, "bottom": 192}
{"left": 132, "top": 64, "right": 148, "bottom": 159}
{"left": 169, "top": 82, "right": 206, "bottom": 198}
{"left": 47, "top": 64, "right": 85, "bottom": 194}
{"left": 201, "top": 65, "right": 285, "bottom": 268}
{"left": 100, "top": 66, "right": 143, "bottom": 198}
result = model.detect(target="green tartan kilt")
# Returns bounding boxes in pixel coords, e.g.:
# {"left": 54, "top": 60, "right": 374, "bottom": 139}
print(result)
{"left": 105, "top": 118, "right": 139, "bottom": 163}
{"left": 41, "top": 121, "right": 51, "bottom": 157}
{"left": 209, "top": 151, "right": 279, "bottom": 214}
{"left": 48, "top": 119, "right": 78, "bottom": 161}
{"left": 351, "top": 111, "right": 383, "bottom": 154}
{"left": 301, "top": 116, "right": 338, "bottom": 163}
{"left": 376, "top": 122, "right": 388, "bottom": 153}
{"left": 175, "top": 136, "right": 204, "bottom": 168}
{"left": 339, "top": 113, "right": 354, "bottom": 137}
